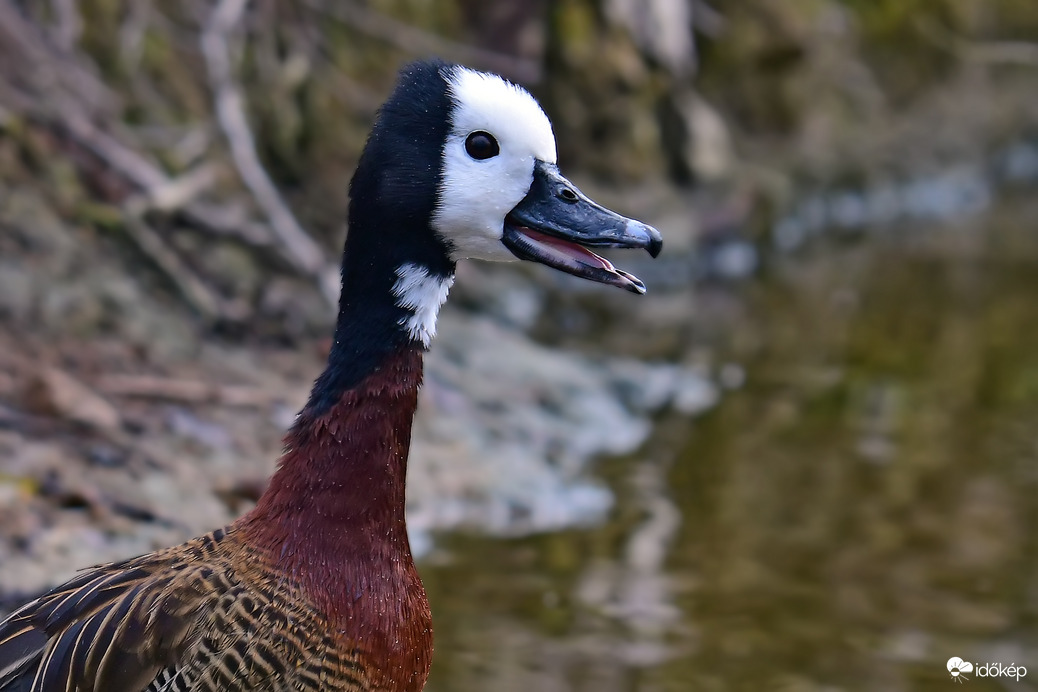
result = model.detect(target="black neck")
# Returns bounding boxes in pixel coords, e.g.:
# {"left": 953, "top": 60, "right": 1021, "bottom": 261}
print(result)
{"left": 307, "top": 185, "right": 457, "bottom": 417}
{"left": 305, "top": 221, "right": 453, "bottom": 417}
{"left": 304, "top": 59, "right": 458, "bottom": 416}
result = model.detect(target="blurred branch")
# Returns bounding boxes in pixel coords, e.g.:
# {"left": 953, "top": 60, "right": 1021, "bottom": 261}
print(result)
{"left": 120, "top": 204, "right": 224, "bottom": 321}
{"left": 56, "top": 107, "right": 171, "bottom": 192}
{"left": 143, "top": 163, "right": 221, "bottom": 212}
{"left": 920, "top": 19, "right": 1038, "bottom": 68}
{"left": 962, "top": 40, "right": 1038, "bottom": 66}
{"left": 605, "top": 0, "right": 697, "bottom": 77}
{"left": 47, "top": 0, "right": 83, "bottom": 51}
{"left": 201, "top": 0, "right": 339, "bottom": 308}
{"left": 95, "top": 374, "right": 284, "bottom": 407}
{"left": 301, "top": 0, "right": 542, "bottom": 84}
{"left": 109, "top": 165, "right": 252, "bottom": 322}
{"left": 691, "top": 0, "right": 724, "bottom": 38}
{"left": 181, "top": 201, "right": 275, "bottom": 246}
{"left": 117, "top": 0, "right": 151, "bottom": 72}
{"left": 0, "top": 0, "right": 116, "bottom": 114}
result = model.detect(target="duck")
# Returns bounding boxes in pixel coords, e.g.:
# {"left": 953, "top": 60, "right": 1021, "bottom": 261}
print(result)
{"left": 0, "top": 59, "right": 662, "bottom": 692}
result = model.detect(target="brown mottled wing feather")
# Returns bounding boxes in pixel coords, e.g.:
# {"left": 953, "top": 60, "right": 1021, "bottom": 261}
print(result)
{"left": 0, "top": 529, "right": 369, "bottom": 692}
{"left": 0, "top": 559, "right": 186, "bottom": 690}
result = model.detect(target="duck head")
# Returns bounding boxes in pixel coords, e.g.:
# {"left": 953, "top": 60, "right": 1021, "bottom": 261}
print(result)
{"left": 314, "top": 60, "right": 664, "bottom": 412}
{"left": 346, "top": 61, "right": 662, "bottom": 301}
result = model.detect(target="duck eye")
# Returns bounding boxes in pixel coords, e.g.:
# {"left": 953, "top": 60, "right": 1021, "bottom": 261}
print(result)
{"left": 464, "top": 131, "right": 499, "bottom": 160}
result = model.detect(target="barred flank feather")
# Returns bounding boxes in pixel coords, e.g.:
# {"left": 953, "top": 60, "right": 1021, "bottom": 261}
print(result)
{"left": 0, "top": 528, "right": 374, "bottom": 692}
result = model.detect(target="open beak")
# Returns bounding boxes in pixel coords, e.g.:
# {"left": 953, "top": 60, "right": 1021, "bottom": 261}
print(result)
{"left": 502, "top": 160, "right": 663, "bottom": 294}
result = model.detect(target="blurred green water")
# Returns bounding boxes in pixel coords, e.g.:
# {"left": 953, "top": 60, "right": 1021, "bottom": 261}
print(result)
{"left": 422, "top": 197, "right": 1038, "bottom": 691}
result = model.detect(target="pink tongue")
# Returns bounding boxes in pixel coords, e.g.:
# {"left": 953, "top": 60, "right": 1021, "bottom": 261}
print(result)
{"left": 517, "top": 227, "right": 614, "bottom": 270}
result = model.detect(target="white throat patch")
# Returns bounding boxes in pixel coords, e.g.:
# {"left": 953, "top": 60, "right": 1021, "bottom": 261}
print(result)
{"left": 431, "top": 66, "right": 558, "bottom": 263}
{"left": 392, "top": 263, "right": 455, "bottom": 347}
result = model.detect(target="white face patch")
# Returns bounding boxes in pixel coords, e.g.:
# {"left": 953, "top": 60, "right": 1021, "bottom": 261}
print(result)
{"left": 432, "top": 66, "right": 557, "bottom": 262}
{"left": 392, "top": 263, "right": 455, "bottom": 347}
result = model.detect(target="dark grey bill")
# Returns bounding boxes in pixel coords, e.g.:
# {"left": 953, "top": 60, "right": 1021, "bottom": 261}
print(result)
{"left": 502, "top": 160, "right": 662, "bottom": 294}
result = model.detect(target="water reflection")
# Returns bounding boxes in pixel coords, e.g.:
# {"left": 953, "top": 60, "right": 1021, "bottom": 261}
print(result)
{"left": 423, "top": 198, "right": 1038, "bottom": 691}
